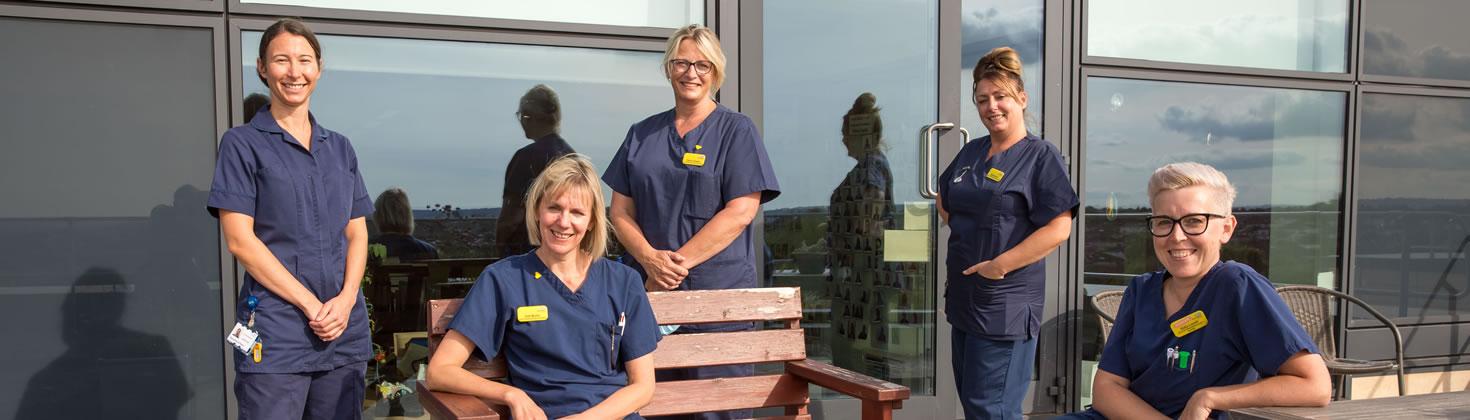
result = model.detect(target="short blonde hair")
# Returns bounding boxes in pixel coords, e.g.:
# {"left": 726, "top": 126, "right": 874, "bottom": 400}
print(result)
{"left": 373, "top": 187, "right": 414, "bottom": 234}
{"left": 524, "top": 154, "right": 609, "bottom": 258}
{"left": 662, "top": 24, "right": 726, "bottom": 96}
{"left": 1147, "top": 162, "right": 1237, "bottom": 214}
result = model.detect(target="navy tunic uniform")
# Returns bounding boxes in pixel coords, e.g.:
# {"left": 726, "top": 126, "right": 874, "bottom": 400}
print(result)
{"left": 449, "top": 255, "right": 661, "bottom": 419}
{"left": 207, "top": 106, "right": 374, "bottom": 417}
{"left": 1062, "top": 262, "right": 1319, "bottom": 420}
{"left": 602, "top": 104, "right": 779, "bottom": 419}
{"left": 938, "top": 134, "right": 1077, "bottom": 419}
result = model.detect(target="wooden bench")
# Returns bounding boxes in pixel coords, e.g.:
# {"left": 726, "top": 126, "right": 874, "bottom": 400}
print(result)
{"left": 415, "top": 287, "right": 911, "bottom": 419}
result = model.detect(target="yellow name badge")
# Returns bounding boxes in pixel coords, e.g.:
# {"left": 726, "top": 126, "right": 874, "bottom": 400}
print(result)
{"left": 682, "top": 152, "right": 707, "bottom": 167}
{"left": 985, "top": 168, "right": 1005, "bottom": 182}
{"left": 1170, "top": 310, "right": 1208, "bottom": 337}
{"left": 516, "top": 305, "right": 549, "bottom": 323}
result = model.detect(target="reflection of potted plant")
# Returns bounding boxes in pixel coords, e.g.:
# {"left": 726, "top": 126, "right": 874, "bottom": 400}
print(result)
{"left": 791, "top": 239, "right": 827, "bottom": 275}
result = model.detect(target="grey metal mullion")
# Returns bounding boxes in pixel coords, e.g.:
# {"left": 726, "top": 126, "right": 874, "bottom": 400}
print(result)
{"left": 223, "top": 16, "right": 244, "bottom": 420}
{"left": 933, "top": 0, "right": 961, "bottom": 417}
{"left": 1082, "top": 66, "right": 1355, "bottom": 93}
{"left": 1082, "top": 56, "right": 1355, "bottom": 83}
{"left": 1054, "top": 0, "right": 1085, "bottom": 412}
{"left": 28, "top": 0, "right": 223, "bottom": 13}
{"left": 715, "top": 0, "right": 737, "bottom": 111}
{"left": 226, "top": 0, "right": 674, "bottom": 40}
{"left": 1361, "top": 73, "right": 1470, "bottom": 90}
{"left": 1359, "top": 83, "right": 1470, "bottom": 98}
{"left": 229, "top": 14, "right": 667, "bottom": 53}
{"left": 0, "top": 1, "right": 220, "bottom": 26}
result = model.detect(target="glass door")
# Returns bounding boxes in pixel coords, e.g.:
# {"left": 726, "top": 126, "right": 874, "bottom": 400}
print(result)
{"left": 758, "top": 0, "right": 1050, "bottom": 417}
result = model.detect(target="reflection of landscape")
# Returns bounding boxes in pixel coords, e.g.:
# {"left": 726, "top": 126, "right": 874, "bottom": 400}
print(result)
{"left": 1083, "top": 205, "right": 1340, "bottom": 287}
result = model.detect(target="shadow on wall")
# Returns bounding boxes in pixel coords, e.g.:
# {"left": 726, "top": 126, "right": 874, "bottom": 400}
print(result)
{"left": 14, "top": 267, "right": 191, "bottom": 419}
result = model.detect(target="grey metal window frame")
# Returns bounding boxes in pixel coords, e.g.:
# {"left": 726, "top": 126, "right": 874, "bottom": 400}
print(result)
{"left": 1354, "top": 0, "right": 1470, "bottom": 91}
{"left": 226, "top": 0, "right": 715, "bottom": 41}
{"left": 1077, "top": 0, "right": 1359, "bottom": 82}
{"left": 24, "top": 0, "right": 222, "bottom": 13}
{"left": 0, "top": 1, "right": 234, "bottom": 415}
{"left": 1347, "top": 84, "right": 1470, "bottom": 331}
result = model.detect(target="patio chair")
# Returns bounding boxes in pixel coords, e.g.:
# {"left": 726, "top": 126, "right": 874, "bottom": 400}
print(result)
{"left": 1090, "top": 290, "right": 1125, "bottom": 346}
{"left": 1275, "top": 285, "right": 1405, "bottom": 399}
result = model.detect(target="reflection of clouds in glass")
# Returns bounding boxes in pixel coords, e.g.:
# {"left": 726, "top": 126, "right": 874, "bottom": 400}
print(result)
{"left": 1360, "top": 94, "right": 1470, "bottom": 201}
{"left": 960, "top": 0, "right": 1042, "bottom": 65}
{"left": 1361, "top": 0, "right": 1470, "bottom": 82}
{"left": 242, "top": 32, "right": 668, "bottom": 210}
{"left": 1084, "top": 78, "right": 1344, "bottom": 208}
{"left": 959, "top": 0, "right": 1044, "bottom": 137}
{"left": 764, "top": 0, "right": 938, "bottom": 209}
{"left": 1088, "top": 0, "right": 1347, "bottom": 72}
{"left": 1363, "top": 28, "right": 1470, "bottom": 81}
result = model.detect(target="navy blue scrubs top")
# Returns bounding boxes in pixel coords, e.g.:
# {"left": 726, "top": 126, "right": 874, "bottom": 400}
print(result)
{"left": 939, "top": 134, "right": 1077, "bottom": 340}
{"left": 602, "top": 104, "right": 780, "bottom": 332}
{"left": 449, "top": 254, "right": 660, "bottom": 419}
{"left": 1099, "top": 261, "right": 1318, "bottom": 419}
{"left": 207, "top": 105, "right": 374, "bottom": 374}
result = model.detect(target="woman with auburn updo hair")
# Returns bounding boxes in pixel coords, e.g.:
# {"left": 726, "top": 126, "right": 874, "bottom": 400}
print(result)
{"left": 937, "top": 47, "right": 1079, "bottom": 419}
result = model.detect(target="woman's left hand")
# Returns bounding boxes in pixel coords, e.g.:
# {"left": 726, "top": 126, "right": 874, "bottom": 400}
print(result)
{"left": 1179, "top": 388, "right": 1216, "bottom": 420}
{"left": 963, "top": 260, "right": 1007, "bottom": 280}
{"left": 310, "top": 293, "right": 355, "bottom": 341}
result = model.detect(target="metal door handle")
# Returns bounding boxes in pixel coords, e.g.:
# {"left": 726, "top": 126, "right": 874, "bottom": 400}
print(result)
{"left": 919, "top": 122, "right": 970, "bottom": 198}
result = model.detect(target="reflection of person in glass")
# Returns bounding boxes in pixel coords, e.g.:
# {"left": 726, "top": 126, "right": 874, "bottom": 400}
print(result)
{"left": 1060, "top": 163, "right": 1329, "bottom": 420}
{"left": 497, "top": 84, "right": 576, "bottom": 258}
{"left": 603, "top": 24, "right": 779, "bottom": 420}
{"left": 206, "top": 18, "right": 373, "bottom": 419}
{"left": 16, "top": 268, "right": 190, "bottom": 419}
{"left": 372, "top": 187, "right": 439, "bottom": 262}
{"left": 827, "top": 92, "right": 894, "bottom": 346}
{"left": 937, "top": 47, "right": 1078, "bottom": 420}
{"left": 427, "top": 155, "right": 659, "bottom": 420}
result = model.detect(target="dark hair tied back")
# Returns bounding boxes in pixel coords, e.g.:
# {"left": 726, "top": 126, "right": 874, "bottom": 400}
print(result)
{"left": 256, "top": 18, "right": 322, "bottom": 86}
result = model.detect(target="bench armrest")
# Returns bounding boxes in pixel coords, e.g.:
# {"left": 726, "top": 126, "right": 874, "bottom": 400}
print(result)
{"left": 785, "top": 359, "right": 911, "bottom": 402}
{"left": 415, "top": 382, "right": 507, "bottom": 420}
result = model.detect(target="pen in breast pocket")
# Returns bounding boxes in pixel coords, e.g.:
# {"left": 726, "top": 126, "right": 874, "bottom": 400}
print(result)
{"left": 618, "top": 312, "right": 626, "bottom": 336}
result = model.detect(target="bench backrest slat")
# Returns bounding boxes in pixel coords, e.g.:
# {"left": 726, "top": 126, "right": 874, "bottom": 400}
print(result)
{"left": 648, "top": 288, "right": 802, "bottom": 325}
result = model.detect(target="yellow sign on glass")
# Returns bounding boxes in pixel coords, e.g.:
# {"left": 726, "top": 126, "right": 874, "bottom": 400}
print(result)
{"left": 517, "top": 305, "right": 549, "bottom": 323}
{"left": 1170, "top": 310, "right": 1208, "bottom": 337}
{"left": 682, "top": 152, "right": 707, "bottom": 167}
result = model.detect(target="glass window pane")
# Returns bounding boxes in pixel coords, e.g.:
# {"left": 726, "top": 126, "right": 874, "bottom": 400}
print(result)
{"left": 1362, "top": 0, "right": 1470, "bottom": 82}
{"left": 764, "top": 0, "right": 938, "bottom": 397}
{"left": 961, "top": 0, "right": 1044, "bottom": 137}
{"left": 1354, "top": 93, "right": 1470, "bottom": 323}
{"left": 1081, "top": 77, "right": 1344, "bottom": 362}
{"left": 239, "top": 0, "right": 702, "bottom": 29}
{"left": 242, "top": 31, "right": 669, "bottom": 416}
{"left": 1087, "top": 0, "right": 1348, "bottom": 72}
{"left": 0, "top": 17, "right": 223, "bottom": 419}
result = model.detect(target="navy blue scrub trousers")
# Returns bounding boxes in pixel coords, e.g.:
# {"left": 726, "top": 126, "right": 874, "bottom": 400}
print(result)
{"left": 952, "top": 329, "right": 1036, "bottom": 420}
{"left": 236, "top": 361, "right": 367, "bottom": 420}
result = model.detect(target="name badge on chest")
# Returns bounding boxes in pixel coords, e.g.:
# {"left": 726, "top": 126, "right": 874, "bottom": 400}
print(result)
{"left": 1170, "top": 310, "right": 1208, "bottom": 337}
{"left": 985, "top": 167, "right": 1006, "bottom": 182}
{"left": 682, "top": 152, "right": 707, "bottom": 167}
{"left": 517, "top": 305, "right": 549, "bottom": 323}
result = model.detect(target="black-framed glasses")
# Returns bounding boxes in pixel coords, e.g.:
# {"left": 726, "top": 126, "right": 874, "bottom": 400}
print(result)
{"left": 668, "top": 59, "right": 714, "bottom": 75}
{"left": 1146, "top": 213, "right": 1226, "bottom": 237}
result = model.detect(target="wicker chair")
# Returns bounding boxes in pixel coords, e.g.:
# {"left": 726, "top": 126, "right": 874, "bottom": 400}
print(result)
{"left": 1275, "top": 285, "right": 1405, "bottom": 399}
{"left": 1090, "top": 290, "right": 1125, "bottom": 346}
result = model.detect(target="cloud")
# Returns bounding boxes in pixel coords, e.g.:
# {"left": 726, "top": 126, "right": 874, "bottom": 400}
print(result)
{"left": 1162, "top": 150, "right": 1307, "bottom": 171}
{"left": 1158, "top": 93, "right": 1344, "bottom": 143}
{"left": 960, "top": 4, "right": 1043, "bottom": 66}
{"left": 1362, "top": 28, "right": 1470, "bottom": 82}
